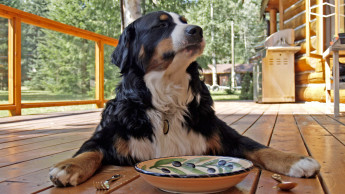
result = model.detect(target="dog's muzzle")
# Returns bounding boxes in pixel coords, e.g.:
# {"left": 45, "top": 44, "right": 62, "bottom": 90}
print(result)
{"left": 185, "top": 25, "right": 203, "bottom": 43}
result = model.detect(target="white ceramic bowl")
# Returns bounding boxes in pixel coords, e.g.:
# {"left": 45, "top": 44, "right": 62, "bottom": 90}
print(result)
{"left": 135, "top": 156, "right": 253, "bottom": 193}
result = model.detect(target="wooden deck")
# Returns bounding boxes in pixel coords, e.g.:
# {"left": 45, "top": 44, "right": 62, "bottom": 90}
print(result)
{"left": 0, "top": 101, "right": 344, "bottom": 193}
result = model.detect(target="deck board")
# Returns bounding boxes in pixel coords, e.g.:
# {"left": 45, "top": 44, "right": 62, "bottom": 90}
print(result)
{"left": 0, "top": 102, "right": 341, "bottom": 193}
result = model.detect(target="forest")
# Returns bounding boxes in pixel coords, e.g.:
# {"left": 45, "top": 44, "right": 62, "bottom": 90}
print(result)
{"left": 0, "top": 0, "right": 265, "bottom": 99}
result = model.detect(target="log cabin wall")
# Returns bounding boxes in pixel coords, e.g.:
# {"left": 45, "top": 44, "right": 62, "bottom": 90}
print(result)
{"left": 277, "top": 0, "right": 345, "bottom": 102}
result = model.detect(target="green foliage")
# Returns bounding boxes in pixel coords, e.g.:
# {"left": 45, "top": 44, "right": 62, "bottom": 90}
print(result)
{"left": 225, "top": 78, "right": 235, "bottom": 94}
{"left": 185, "top": 0, "right": 265, "bottom": 68}
{"left": 240, "top": 72, "right": 253, "bottom": 100}
{"left": 143, "top": 0, "right": 194, "bottom": 14}
{"left": 1, "top": 0, "right": 264, "bottom": 100}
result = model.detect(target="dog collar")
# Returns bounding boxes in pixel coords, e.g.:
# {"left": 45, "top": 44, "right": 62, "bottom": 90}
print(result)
{"left": 163, "top": 119, "right": 169, "bottom": 135}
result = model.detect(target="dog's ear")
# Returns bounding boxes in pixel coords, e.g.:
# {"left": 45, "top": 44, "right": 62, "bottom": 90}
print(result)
{"left": 111, "top": 23, "right": 135, "bottom": 73}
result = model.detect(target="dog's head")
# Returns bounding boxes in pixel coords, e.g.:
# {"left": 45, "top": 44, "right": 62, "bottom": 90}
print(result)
{"left": 112, "top": 11, "right": 205, "bottom": 75}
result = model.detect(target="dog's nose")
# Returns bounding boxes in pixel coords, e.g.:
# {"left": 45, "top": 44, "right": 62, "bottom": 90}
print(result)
{"left": 185, "top": 25, "right": 203, "bottom": 38}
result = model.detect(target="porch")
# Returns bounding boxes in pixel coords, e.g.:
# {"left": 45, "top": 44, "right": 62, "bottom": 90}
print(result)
{"left": 0, "top": 101, "right": 343, "bottom": 193}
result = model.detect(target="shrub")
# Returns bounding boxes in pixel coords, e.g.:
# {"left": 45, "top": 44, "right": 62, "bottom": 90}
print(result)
{"left": 240, "top": 72, "right": 253, "bottom": 100}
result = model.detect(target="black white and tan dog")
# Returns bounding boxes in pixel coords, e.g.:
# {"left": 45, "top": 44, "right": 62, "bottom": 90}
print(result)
{"left": 49, "top": 11, "right": 320, "bottom": 187}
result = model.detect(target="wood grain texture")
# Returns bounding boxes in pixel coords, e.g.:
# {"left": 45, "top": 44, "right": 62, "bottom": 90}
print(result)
{"left": 0, "top": 102, "right": 340, "bottom": 193}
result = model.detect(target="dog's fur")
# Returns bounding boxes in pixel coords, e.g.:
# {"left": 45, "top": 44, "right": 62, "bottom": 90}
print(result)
{"left": 49, "top": 11, "right": 320, "bottom": 187}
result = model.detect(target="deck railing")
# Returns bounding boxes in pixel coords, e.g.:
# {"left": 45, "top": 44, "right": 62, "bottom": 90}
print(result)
{"left": 0, "top": 4, "right": 118, "bottom": 116}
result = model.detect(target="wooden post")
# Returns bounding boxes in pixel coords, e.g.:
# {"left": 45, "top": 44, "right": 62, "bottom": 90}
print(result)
{"left": 8, "top": 17, "right": 21, "bottom": 116}
{"left": 95, "top": 41, "right": 105, "bottom": 108}
{"left": 279, "top": 0, "right": 284, "bottom": 30}
{"left": 305, "top": 0, "right": 311, "bottom": 57}
{"left": 333, "top": 51, "right": 340, "bottom": 116}
{"left": 335, "top": 0, "right": 339, "bottom": 38}
{"left": 269, "top": 9, "right": 277, "bottom": 34}
{"left": 316, "top": 0, "right": 324, "bottom": 55}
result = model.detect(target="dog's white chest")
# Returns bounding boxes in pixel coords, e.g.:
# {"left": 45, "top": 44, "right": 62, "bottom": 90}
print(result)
{"left": 128, "top": 109, "right": 207, "bottom": 161}
{"left": 126, "top": 70, "right": 207, "bottom": 161}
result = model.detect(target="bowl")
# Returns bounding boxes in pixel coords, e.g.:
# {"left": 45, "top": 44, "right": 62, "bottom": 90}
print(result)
{"left": 135, "top": 155, "right": 253, "bottom": 193}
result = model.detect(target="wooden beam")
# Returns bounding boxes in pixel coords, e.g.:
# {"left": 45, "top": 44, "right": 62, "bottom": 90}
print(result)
{"left": 0, "top": 4, "right": 118, "bottom": 47}
{"left": 279, "top": 0, "right": 284, "bottom": 30}
{"left": 316, "top": 0, "right": 324, "bottom": 55}
{"left": 269, "top": 9, "right": 277, "bottom": 35}
{"left": 295, "top": 21, "right": 317, "bottom": 41}
{"left": 297, "top": 36, "right": 318, "bottom": 54}
{"left": 306, "top": 0, "right": 311, "bottom": 57}
{"left": 95, "top": 41, "right": 105, "bottom": 108}
{"left": 21, "top": 100, "right": 100, "bottom": 108}
{"left": 284, "top": 12, "right": 316, "bottom": 29}
{"left": 281, "top": 0, "right": 299, "bottom": 11}
{"left": 284, "top": 0, "right": 316, "bottom": 21}
{"left": 296, "top": 72, "right": 324, "bottom": 85}
{"left": 8, "top": 17, "right": 21, "bottom": 116}
{"left": 0, "top": 104, "right": 16, "bottom": 110}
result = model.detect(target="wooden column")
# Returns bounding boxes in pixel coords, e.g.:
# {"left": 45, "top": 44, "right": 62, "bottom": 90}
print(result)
{"left": 269, "top": 9, "right": 277, "bottom": 34}
{"left": 279, "top": 0, "right": 284, "bottom": 30}
{"left": 316, "top": 0, "right": 324, "bottom": 54}
{"left": 335, "top": 0, "right": 340, "bottom": 37}
{"left": 305, "top": 0, "right": 311, "bottom": 57}
{"left": 8, "top": 17, "right": 21, "bottom": 116}
{"left": 95, "top": 41, "right": 104, "bottom": 108}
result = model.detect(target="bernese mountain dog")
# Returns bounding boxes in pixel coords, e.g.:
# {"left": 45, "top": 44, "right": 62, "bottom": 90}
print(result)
{"left": 49, "top": 11, "right": 320, "bottom": 187}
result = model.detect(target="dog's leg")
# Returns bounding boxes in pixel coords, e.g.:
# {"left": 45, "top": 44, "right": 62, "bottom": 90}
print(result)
{"left": 217, "top": 119, "right": 320, "bottom": 178}
{"left": 245, "top": 147, "right": 320, "bottom": 178}
{"left": 49, "top": 151, "right": 103, "bottom": 187}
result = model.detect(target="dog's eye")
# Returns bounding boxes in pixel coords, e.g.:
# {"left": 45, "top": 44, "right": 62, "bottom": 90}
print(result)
{"left": 153, "top": 22, "right": 168, "bottom": 29}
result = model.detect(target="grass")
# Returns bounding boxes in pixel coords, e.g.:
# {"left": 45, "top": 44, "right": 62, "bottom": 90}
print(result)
{"left": 0, "top": 89, "right": 241, "bottom": 117}
{"left": 210, "top": 90, "right": 241, "bottom": 101}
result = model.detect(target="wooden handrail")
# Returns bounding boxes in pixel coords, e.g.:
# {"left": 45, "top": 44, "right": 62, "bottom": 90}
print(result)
{"left": 0, "top": 4, "right": 118, "bottom": 46}
{"left": 0, "top": 4, "right": 119, "bottom": 116}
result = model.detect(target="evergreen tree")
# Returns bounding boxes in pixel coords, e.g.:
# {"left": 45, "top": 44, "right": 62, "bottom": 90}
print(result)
{"left": 25, "top": 0, "right": 122, "bottom": 97}
{"left": 240, "top": 72, "right": 253, "bottom": 100}
{"left": 185, "top": 0, "right": 265, "bottom": 68}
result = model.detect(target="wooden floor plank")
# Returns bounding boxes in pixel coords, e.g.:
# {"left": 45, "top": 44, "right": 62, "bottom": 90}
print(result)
{"left": 242, "top": 104, "right": 279, "bottom": 144}
{"left": 40, "top": 166, "right": 139, "bottom": 194}
{"left": 0, "top": 149, "right": 77, "bottom": 183}
{"left": 0, "top": 102, "right": 341, "bottom": 193}
{"left": 222, "top": 103, "right": 263, "bottom": 126}
{"left": 0, "top": 139, "right": 86, "bottom": 168}
{"left": 256, "top": 111, "right": 324, "bottom": 194}
{"left": 0, "top": 118, "right": 98, "bottom": 144}
{"left": 295, "top": 114, "right": 345, "bottom": 194}
{"left": 0, "top": 131, "right": 92, "bottom": 156}
{"left": 230, "top": 104, "right": 269, "bottom": 134}
{"left": 0, "top": 126, "right": 94, "bottom": 150}
{"left": 0, "top": 112, "right": 100, "bottom": 135}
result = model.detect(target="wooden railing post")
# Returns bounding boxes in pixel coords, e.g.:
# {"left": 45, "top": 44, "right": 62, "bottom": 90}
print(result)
{"left": 335, "top": 0, "right": 340, "bottom": 38}
{"left": 316, "top": 0, "right": 324, "bottom": 55}
{"left": 306, "top": 0, "right": 311, "bottom": 57}
{"left": 8, "top": 17, "right": 22, "bottom": 116}
{"left": 95, "top": 40, "right": 105, "bottom": 108}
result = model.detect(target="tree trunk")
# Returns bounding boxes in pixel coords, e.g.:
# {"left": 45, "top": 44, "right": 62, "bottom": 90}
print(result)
{"left": 120, "top": 0, "right": 142, "bottom": 31}
{"left": 211, "top": 1, "right": 217, "bottom": 86}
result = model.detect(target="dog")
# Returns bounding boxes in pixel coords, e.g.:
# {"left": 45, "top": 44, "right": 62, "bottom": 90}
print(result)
{"left": 49, "top": 11, "right": 320, "bottom": 187}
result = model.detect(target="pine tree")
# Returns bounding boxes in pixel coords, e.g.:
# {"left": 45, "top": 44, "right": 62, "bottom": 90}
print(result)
{"left": 240, "top": 72, "right": 253, "bottom": 100}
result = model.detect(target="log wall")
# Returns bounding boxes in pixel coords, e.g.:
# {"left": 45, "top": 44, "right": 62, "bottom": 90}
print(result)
{"left": 279, "top": 0, "right": 328, "bottom": 102}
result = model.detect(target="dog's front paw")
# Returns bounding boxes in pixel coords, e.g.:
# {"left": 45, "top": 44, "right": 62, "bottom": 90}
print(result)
{"left": 49, "top": 158, "right": 86, "bottom": 187}
{"left": 288, "top": 157, "right": 321, "bottom": 178}
{"left": 49, "top": 151, "right": 103, "bottom": 187}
